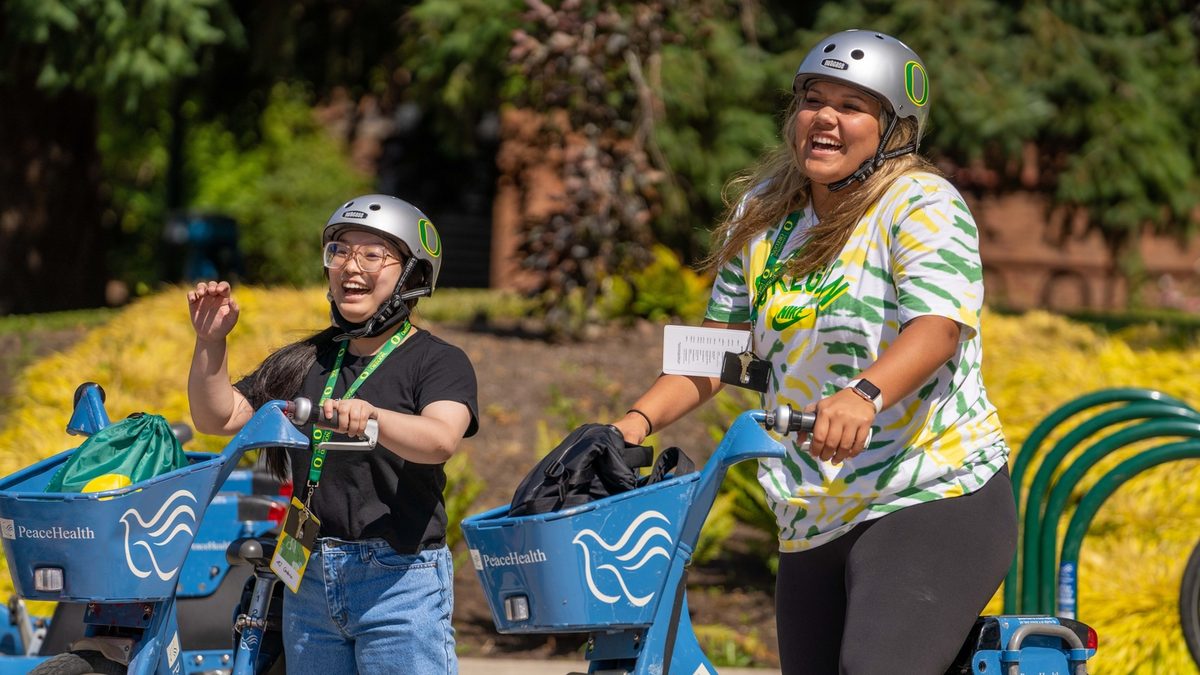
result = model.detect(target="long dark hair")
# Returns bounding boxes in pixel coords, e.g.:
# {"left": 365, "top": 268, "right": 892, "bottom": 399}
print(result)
{"left": 240, "top": 326, "right": 341, "bottom": 480}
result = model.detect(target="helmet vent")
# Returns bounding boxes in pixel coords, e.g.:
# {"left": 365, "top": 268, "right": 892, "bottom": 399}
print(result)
{"left": 823, "top": 43, "right": 836, "bottom": 53}
{"left": 851, "top": 49, "right": 865, "bottom": 60}
{"left": 343, "top": 201, "right": 353, "bottom": 208}
{"left": 369, "top": 203, "right": 382, "bottom": 211}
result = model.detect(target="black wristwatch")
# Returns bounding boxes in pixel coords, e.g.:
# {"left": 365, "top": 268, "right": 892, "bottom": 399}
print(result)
{"left": 846, "top": 378, "right": 883, "bottom": 414}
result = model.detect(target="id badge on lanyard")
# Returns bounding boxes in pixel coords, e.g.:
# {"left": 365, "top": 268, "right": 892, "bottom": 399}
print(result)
{"left": 271, "top": 497, "right": 321, "bottom": 593}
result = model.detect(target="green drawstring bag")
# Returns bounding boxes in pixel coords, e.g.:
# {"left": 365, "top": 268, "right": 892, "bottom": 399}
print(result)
{"left": 46, "top": 413, "right": 189, "bottom": 493}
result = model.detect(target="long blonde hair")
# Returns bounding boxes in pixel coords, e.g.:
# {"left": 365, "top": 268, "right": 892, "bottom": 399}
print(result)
{"left": 706, "top": 103, "right": 939, "bottom": 280}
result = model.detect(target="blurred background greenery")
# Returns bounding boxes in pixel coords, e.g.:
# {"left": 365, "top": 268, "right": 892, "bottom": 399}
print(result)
{"left": 3, "top": 1, "right": 1200, "bottom": 669}
{"left": 2, "top": 0, "right": 1198, "bottom": 332}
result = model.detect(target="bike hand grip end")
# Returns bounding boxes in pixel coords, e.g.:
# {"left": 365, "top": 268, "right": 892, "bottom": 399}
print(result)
{"left": 285, "top": 398, "right": 313, "bottom": 426}
{"left": 765, "top": 405, "right": 816, "bottom": 435}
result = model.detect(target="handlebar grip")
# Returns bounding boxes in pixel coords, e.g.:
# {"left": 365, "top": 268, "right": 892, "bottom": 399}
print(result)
{"left": 284, "top": 398, "right": 378, "bottom": 447}
{"left": 764, "top": 405, "right": 816, "bottom": 435}
{"left": 317, "top": 408, "right": 340, "bottom": 428}
{"left": 792, "top": 411, "right": 816, "bottom": 434}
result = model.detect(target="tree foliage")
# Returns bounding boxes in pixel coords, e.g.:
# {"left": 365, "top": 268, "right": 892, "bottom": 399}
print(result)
{"left": 397, "top": 0, "right": 525, "bottom": 156}
{"left": 0, "top": 0, "right": 242, "bottom": 313}
{"left": 2, "top": 0, "right": 240, "bottom": 104}
{"left": 3, "top": 0, "right": 1198, "bottom": 315}
{"left": 187, "top": 84, "right": 373, "bottom": 286}
{"left": 1021, "top": 1, "right": 1200, "bottom": 242}
{"left": 2, "top": 0, "right": 398, "bottom": 303}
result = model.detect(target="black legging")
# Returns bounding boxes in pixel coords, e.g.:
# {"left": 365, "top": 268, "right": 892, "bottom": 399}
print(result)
{"left": 775, "top": 466, "right": 1017, "bottom": 675}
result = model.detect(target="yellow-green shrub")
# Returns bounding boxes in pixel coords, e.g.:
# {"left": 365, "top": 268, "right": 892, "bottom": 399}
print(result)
{"left": 983, "top": 309, "right": 1200, "bottom": 673}
{"left": 597, "top": 244, "right": 712, "bottom": 323}
{"left": 628, "top": 245, "right": 712, "bottom": 322}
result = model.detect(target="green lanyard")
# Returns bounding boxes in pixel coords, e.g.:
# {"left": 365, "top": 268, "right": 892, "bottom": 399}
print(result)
{"left": 752, "top": 210, "right": 804, "bottom": 310}
{"left": 306, "top": 321, "right": 412, "bottom": 484}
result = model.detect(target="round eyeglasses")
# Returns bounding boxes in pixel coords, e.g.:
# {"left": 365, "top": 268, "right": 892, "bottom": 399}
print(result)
{"left": 322, "top": 241, "right": 400, "bottom": 273}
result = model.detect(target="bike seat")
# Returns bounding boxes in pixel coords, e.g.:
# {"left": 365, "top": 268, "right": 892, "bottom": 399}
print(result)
{"left": 226, "top": 536, "right": 277, "bottom": 568}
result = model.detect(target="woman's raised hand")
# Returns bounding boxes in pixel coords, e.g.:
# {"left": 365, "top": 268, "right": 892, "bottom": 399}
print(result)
{"left": 187, "top": 280, "right": 240, "bottom": 342}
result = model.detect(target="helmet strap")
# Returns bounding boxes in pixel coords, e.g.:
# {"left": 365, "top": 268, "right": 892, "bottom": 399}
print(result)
{"left": 826, "top": 113, "right": 918, "bottom": 192}
{"left": 329, "top": 257, "right": 433, "bottom": 341}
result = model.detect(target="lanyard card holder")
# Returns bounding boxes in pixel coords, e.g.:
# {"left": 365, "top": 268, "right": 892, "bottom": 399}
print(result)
{"left": 270, "top": 496, "right": 321, "bottom": 593}
{"left": 720, "top": 350, "right": 770, "bottom": 392}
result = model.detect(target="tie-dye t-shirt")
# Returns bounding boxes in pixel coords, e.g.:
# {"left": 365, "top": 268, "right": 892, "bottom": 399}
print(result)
{"left": 706, "top": 171, "right": 1008, "bottom": 551}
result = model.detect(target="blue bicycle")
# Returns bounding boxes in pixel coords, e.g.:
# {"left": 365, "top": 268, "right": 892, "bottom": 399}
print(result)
{"left": 0, "top": 383, "right": 362, "bottom": 675}
{"left": 463, "top": 405, "right": 1098, "bottom": 675}
{"left": 0, "top": 462, "right": 289, "bottom": 674}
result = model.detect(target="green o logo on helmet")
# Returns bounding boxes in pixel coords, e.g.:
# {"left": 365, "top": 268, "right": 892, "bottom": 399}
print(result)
{"left": 418, "top": 219, "right": 441, "bottom": 258}
{"left": 905, "top": 61, "right": 929, "bottom": 107}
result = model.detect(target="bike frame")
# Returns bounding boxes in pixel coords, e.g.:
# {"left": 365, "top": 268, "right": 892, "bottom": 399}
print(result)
{"left": 463, "top": 407, "right": 1099, "bottom": 675}
{"left": 0, "top": 384, "right": 311, "bottom": 675}
{"left": 231, "top": 570, "right": 279, "bottom": 675}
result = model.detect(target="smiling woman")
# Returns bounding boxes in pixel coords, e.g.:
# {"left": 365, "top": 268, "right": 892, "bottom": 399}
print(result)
{"left": 609, "top": 29, "right": 1015, "bottom": 675}
{"left": 184, "top": 193, "right": 480, "bottom": 675}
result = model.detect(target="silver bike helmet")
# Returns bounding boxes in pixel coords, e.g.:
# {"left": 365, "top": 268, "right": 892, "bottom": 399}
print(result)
{"left": 322, "top": 194, "right": 443, "bottom": 340}
{"left": 792, "top": 30, "right": 930, "bottom": 190}
{"left": 323, "top": 194, "right": 443, "bottom": 291}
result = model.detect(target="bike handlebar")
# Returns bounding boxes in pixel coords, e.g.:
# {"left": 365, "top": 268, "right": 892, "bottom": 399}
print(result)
{"left": 761, "top": 405, "right": 816, "bottom": 435}
{"left": 283, "top": 397, "right": 379, "bottom": 451}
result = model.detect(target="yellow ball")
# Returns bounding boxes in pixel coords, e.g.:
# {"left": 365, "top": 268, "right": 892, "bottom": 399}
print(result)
{"left": 82, "top": 474, "right": 132, "bottom": 493}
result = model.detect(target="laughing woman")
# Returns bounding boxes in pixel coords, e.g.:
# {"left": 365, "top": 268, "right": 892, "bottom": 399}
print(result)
{"left": 186, "top": 195, "right": 478, "bottom": 675}
{"left": 612, "top": 30, "right": 1015, "bottom": 674}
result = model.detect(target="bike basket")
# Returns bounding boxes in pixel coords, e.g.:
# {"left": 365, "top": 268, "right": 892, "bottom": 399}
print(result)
{"left": 0, "top": 450, "right": 226, "bottom": 602}
{"left": 461, "top": 472, "right": 703, "bottom": 633}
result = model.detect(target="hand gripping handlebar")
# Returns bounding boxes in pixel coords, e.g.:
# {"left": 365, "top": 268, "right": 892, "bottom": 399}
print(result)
{"left": 761, "top": 405, "right": 816, "bottom": 435}
{"left": 283, "top": 397, "right": 379, "bottom": 451}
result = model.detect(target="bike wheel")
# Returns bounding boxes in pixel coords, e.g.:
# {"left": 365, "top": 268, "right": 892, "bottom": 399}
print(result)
{"left": 1180, "top": 538, "right": 1200, "bottom": 666}
{"left": 29, "top": 650, "right": 125, "bottom": 675}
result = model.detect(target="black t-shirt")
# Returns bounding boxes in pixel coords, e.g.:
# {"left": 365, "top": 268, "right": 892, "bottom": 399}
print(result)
{"left": 246, "top": 328, "right": 479, "bottom": 554}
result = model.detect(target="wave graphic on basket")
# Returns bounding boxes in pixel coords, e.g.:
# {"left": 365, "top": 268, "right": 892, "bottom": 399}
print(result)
{"left": 119, "top": 489, "right": 199, "bottom": 581}
{"left": 572, "top": 510, "right": 674, "bottom": 607}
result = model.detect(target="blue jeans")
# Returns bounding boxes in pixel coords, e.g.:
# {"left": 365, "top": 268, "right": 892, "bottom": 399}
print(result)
{"left": 282, "top": 538, "right": 457, "bottom": 675}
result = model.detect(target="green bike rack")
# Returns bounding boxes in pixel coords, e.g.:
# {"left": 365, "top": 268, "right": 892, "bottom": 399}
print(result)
{"left": 1056, "top": 440, "right": 1200, "bottom": 619}
{"left": 1005, "top": 388, "right": 1191, "bottom": 613}
{"left": 1036, "top": 419, "right": 1200, "bottom": 614}
{"left": 1017, "top": 402, "right": 1200, "bottom": 613}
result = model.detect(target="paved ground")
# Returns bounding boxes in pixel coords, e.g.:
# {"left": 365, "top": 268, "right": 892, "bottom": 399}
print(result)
{"left": 458, "top": 657, "right": 780, "bottom": 674}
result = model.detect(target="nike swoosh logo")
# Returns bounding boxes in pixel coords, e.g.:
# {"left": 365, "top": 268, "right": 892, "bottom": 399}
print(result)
{"left": 770, "top": 308, "right": 811, "bottom": 331}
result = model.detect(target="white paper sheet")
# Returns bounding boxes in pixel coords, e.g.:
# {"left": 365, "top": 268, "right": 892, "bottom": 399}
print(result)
{"left": 661, "top": 325, "right": 752, "bottom": 377}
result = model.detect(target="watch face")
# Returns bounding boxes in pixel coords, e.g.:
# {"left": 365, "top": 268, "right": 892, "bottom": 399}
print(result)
{"left": 855, "top": 379, "right": 881, "bottom": 400}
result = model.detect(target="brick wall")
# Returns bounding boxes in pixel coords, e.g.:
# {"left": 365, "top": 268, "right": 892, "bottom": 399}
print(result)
{"left": 972, "top": 193, "right": 1200, "bottom": 311}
